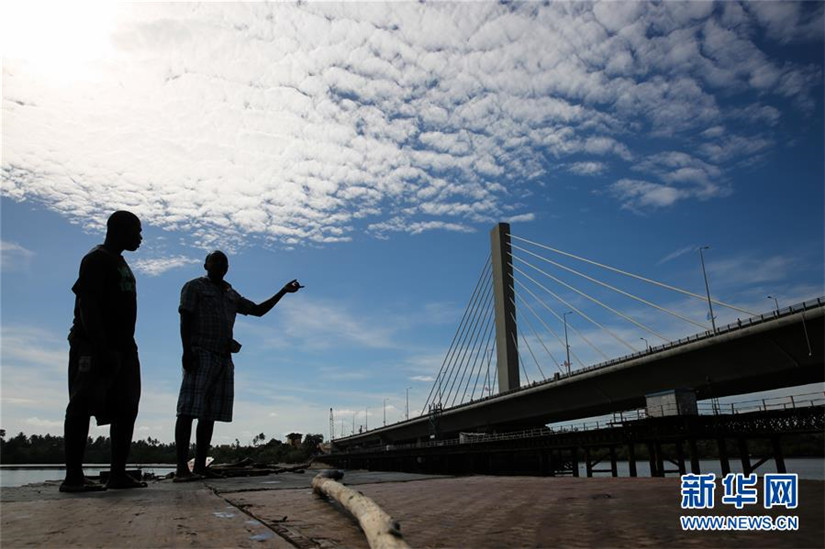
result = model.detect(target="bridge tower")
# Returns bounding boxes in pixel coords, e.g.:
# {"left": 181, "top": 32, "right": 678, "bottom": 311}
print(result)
{"left": 490, "top": 222, "right": 520, "bottom": 392}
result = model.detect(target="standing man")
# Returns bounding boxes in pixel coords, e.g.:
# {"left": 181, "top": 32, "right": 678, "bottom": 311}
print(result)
{"left": 62, "top": 210, "right": 145, "bottom": 492}
{"left": 174, "top": 251, "right": 301, "bottom": 481}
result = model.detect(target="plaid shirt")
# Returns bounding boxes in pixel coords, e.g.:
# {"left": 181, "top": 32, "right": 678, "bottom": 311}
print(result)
{"left": 179, "top": 277, "right": 255, "bottom": 355}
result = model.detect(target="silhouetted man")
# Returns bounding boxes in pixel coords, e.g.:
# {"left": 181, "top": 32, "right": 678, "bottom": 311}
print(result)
{"left": 62, "top": 210, "right": 145, "bottom": 492}
{"left": 174, "top": 251, "right": 302, "bottom": 481}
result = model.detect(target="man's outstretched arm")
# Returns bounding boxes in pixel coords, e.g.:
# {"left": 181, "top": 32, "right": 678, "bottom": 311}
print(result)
{"left": 248, "top": 279, "right": 302, "bottom": 317}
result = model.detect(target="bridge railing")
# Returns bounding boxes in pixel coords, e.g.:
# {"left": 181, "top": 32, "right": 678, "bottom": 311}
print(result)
{"left": 571, "top": 297, "right": 824, "bottom": 380}
{"left": 584, "top": 391, "right": 825, "bottom": 426}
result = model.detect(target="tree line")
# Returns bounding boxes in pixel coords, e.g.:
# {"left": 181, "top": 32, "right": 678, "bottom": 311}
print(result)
{"left": 0, "top": 429, "right": 325, "bottom": 465}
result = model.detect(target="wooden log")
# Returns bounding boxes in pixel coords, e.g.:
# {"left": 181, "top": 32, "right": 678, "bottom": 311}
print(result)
{"left": 312, "top": 471, "right": 410, "bottom": 549}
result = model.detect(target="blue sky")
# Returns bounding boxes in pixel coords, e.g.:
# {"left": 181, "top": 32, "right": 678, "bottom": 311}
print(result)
{"left": 1, "top": 1, "right": 823, "bottom": 445}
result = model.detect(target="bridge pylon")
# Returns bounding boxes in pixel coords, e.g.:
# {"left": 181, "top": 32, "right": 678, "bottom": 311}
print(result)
{"left": 491, "top": 222, "right": 519, "bottom": 392}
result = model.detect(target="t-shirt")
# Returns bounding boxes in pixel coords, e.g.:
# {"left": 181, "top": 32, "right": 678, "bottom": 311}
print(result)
{"left": 69, "top": 245, "right": 137, "bottom": 352}
{"left": 179, "top": 277, "right": 255, "bottom": 355}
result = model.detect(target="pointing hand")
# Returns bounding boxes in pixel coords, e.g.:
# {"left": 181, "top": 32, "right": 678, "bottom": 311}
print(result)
{"left": 283, "top": 279, "right": 304, "bottom": 293}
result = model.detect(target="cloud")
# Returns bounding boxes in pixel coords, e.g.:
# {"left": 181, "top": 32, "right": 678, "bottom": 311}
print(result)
{"left": 0, "top": 241, "right": 35, "bottom": 271}
{"left": 132, "top": 255, "right": 200, "bottom": 276}
{"left": 609, "top": 178, "right": 686, "bottom": 210}
{"left": 0, "top": 325, "right": 67, "bottom": 368}
{"left": 704, "top": 253, "right": 797, "bottom": 289}
{"left": 657, "top": 245, "right": 698, "bottom": 265}
{"left": 745, "top": 2, "right": 825, "bottom": 44}
{"left": 567, "top": 161, "right": 607, "bottom": 176}
{"left": 411, "top": 375, "right": 435, "bottom": 383}
{"left": 2, "top": 2, "right": 821, "bottom": 240}
{"left": 503, "top": 213, "right": 536, "bottom": 224}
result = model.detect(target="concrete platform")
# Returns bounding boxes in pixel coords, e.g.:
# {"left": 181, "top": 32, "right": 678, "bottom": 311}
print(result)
{"left": 1, "top": 469, "right": 822, "bottom": 548}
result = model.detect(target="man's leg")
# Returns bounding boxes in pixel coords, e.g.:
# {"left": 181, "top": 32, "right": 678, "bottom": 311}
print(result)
{"left": 175, "top": 415, "right": 195, "bottom": 477}
{"left": 62, "top": 346, "right": 101, "bottom": 491}
{"left": 106, "top": 352, "right": 145, "bottom": 489}
{"left": 110, "top": 415, "right": 135, "bottom": 477}
{"left": 63, "top": 413, "right": 90, "bottom": 485}
{"left": 193, "top": 419, "right": 215, "bottom": 475}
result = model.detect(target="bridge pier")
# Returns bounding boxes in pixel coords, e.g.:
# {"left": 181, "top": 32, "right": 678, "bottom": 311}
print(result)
{"left": 738, "top": 438, "right": 752, "bottom": 475}
{"left": 688, "top": 438, "right": 701, "bottom": 473}
{"left": 571, "top": 448, "right": 579, "bottom": 477}
{"left": 609, "top": 446, "right": 618, "bottom": 477}
{"left": 627, "top": 443, "right": 637, "bottom": 477}
{"left": 675, "top": 440, "right": 686, "bottom": 475}
{"left": 646, "top": 442, "right": 658, "bottom": 476}
{"left": 772, "top": 435, "right": 787, "bottom": 473}
{"left": 717, "top": 438, "right": 731, "bottom": 476}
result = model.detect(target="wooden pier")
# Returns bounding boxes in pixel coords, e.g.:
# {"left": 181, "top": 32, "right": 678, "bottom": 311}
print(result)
{"left": 1, "top": 466, "right": 823, "bottom": 547}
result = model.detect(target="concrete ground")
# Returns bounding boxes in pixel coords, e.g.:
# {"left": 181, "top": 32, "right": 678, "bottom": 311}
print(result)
{"left": 1, "top": 468, "right": 822, "bottom": 548}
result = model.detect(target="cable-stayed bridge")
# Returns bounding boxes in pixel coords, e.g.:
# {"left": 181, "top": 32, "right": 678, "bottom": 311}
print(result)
{"left": 332, "top": 223, "right": 824, "bottom": 450}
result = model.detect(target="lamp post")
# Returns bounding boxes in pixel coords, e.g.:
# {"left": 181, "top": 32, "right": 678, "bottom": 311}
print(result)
{"left": 640, "top": 337, "right": 649, "bottom": 351}
{"left": 563, "top": 311, "right": 573, "bottom": 375}
{"left": 699, "top": 246, "right": 716, "bottom": 334}
{"left": 767, "top": 295, "right": 779, "bottom": 314}
{"left": 383, "top": 398, "right": 388, "bottom": 426}
{"left": 365, "top": 407, "right": 368, "bottom": 430}
{"left": 406, "top": 387, "right": 412, "bottom": 420}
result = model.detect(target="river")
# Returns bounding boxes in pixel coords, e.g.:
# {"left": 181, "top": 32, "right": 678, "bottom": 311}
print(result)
{"left": 0, "top": 464, "right": 176, "bottom": 488}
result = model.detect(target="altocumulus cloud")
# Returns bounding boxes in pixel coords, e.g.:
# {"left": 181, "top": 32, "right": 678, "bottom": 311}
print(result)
{"left": 132, "top": 255, "right": 200, "bottom": 276}
{"left": 2, "top": 2, "right": 822, "bottom": 246}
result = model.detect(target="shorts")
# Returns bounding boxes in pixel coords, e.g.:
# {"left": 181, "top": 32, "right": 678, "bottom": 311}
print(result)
{"left": 66, "top": 344, "right": 141, "bottom": 426}
{"left": 176, "top": 348, "right": 234, "bottom": 422}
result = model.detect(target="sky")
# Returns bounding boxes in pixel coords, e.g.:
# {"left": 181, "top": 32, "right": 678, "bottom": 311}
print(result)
{"left": 1, "top": 1, "right": 823, "bottom": 446}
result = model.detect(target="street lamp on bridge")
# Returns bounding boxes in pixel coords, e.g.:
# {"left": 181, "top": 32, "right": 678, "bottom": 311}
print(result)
{"left": 698, "top": 246, "right": 717, "bottom": 334}
{"left": 563, "top": 311, "right": 573, "bottom": 375}
{"left": 406, "top": 387, "right": 412, "bottom": 420}
{"left": 640, "top": 337, "right": 649, "bottom": 351}
{"left": 767, "top": 295, "right": 780, "bottom": 314}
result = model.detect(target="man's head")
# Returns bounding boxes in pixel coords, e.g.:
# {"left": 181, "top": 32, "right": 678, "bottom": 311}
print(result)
{"left": 205, "top": 250, "right": 229, "bottom": 281}
{"left": 106, "top": 211, "right": 142, "bottom": 252}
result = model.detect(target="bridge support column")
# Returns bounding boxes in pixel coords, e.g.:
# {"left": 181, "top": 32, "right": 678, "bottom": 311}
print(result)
{"left": 738, "top": 438, "right": 752, "bottom": 475}
{"left": 717, "top": 438, "right": 731, "bottom": 476}
{"left": 646, "top": 442, "right": 657, "bottom": 477}
{"left": 584, "top": 447, "right": 592, "bottom": 477}
{"left": 675, "top": 441, "right": 687, "bottom": 475}
{"left": 688, "top": 438, "right": 701, "bottom": 474}
{"left": 627, "top": 443, "right": 637, "bottom": 477}
{"left": 771, "top": 436, "right": 786, "bottom": 474}
{"left": 609, "top": 446, "right": 618, "bottom": 477}
{"left": 490, "top": 223, "right": 519, "bottom": 392}
{"left": 571, "top": 448, "right": 580, "bottom": 477}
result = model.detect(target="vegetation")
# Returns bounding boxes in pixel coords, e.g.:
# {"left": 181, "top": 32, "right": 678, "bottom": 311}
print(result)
{"left": 0, "top": 429, "right": 325, "bottom": 465}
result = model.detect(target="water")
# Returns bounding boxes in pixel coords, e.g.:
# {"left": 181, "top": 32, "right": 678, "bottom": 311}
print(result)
{"left": 0, "top": 465, "right": 176, "bottom": 488}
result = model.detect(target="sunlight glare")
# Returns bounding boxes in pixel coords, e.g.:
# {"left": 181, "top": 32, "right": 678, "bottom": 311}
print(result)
{"left": 1, "top": 1, "right": 119, "bottom": 83}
